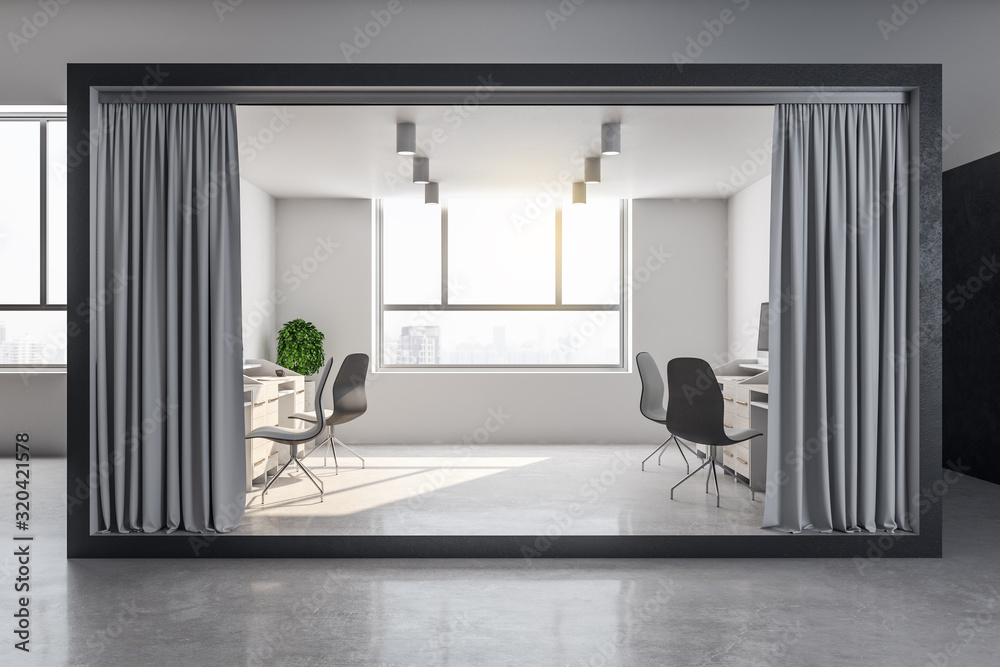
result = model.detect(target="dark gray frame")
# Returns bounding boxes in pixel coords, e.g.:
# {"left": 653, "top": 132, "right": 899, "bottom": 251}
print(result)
{"left": 67, "top": 63, "right": 941, "bottom": 558}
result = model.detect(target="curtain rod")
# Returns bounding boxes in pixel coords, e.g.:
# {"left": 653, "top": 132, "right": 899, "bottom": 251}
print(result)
{"left": 96, "top": 89, "right": 909, "bottom": 105}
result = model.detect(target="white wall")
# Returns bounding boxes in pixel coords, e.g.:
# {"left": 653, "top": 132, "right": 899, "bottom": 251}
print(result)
{"left": 275, "top": 197, "right": 727, "bottom": 445}
{"left": 0, "top": 372, "right": 65, "bottom": 456}
{"left": 0, "top": 0, "right": 992, "bottom": 171}
{"left": 239, "top": 178, "right": 278, "bottom": 360}
{"left": 726, "top": 175, "right": 771, "bottom": 360}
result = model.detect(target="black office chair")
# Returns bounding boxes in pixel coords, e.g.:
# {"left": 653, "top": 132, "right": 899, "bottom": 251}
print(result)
{"left": 291, "top": 353, "right": 369, "bottom": 474}
{"left": 665, "top": 357, "right": 762, "bottom": 507}
{"left": 636, "top": 352, "right": 698, "bottom": 472}
{"left": 246, "top": 356, "right": 336, "bottom": 504}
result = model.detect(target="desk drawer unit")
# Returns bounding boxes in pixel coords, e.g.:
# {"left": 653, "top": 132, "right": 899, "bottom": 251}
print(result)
{"left": 250, "top": 439, "right": 272, "bottom": 480}
{"left": 735, "top": 386, "right": 751, "bottom": 419}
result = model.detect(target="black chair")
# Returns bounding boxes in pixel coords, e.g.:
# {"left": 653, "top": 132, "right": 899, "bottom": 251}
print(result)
{"left": 291, "top": 353, "right": 369, "bottom": 474}
{"left": 246, "top": 356, "right": 336, "bottom": 504}
{"left": 636, "top": 352, "right": 698, "bottom": 472}
{"left": 665, "top": 357, "right": 762, "bottom": 507}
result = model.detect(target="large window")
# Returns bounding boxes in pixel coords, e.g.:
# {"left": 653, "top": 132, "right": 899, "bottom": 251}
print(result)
{"left": 0, "top": 108, "right": 67, "bottom": 366}
{"left": 378, "top": 198, "right": 626, "bottom": 369}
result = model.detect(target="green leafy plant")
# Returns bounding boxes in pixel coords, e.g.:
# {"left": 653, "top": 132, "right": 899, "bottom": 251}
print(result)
{"left": 276, "top": 319, "right": 325, "bottom": 376}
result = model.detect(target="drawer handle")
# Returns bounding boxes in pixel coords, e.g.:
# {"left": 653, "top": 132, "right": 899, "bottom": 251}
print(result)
{"left": 253, "top": 401, "right": 265, "bottom": 407}
{"left": 736, "top": 400, "right": 748, "bottom": 406}
{"left": 268, "top": 451, "right": 278, "bottom": 458}
{"left": 268, "top": 397, "right": 279, "bottom": 403}
{"left": 295, "top": 389, "right": 305, "bottom": 394}
{"left": 724, "top": 450, "right": 734, "bottom": 457}
{"left": 736, "top": 457, "right": 748, "bottom": 465}
{"left": 253, "top": 458, "right": 265, "bottom": 467}
{"left": 723, "top": 397, "right": 734, "bottom": 402}
{"left": 724, "top": 423, "right": 733, "bottom": 429}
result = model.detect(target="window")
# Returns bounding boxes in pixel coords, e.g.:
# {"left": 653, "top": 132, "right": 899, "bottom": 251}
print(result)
{"left": 0, "top": 108, "right": 67, "bottom": 366}
{"left": 377, "top": 197, "right": 626, "bottom": 369}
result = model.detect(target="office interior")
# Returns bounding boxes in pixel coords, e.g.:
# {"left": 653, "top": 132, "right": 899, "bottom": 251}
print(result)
{"left": 230, "top": 103, "right": 781, "bottom": 537}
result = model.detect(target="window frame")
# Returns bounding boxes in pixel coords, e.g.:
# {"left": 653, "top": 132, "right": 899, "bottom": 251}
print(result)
{"left": 0, "top": 108, "right": 68, "bottom": 368}
{"left": 375, "top": 198, "right": 630, "bottom": 371}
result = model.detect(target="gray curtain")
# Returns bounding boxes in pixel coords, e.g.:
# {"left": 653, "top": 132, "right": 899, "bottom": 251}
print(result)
{"left": 94, "top": 103, "right": 246, "bottom": 533}
{"left": 762, "top": 104, "right": 919, "bottom": 533}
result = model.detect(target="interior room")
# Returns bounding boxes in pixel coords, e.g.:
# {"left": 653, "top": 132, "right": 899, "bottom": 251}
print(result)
{"left": 231, "top": 103, "right": 777, "bottom": 536}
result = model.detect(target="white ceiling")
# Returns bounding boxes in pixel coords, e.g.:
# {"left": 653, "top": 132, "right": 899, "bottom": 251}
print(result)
{"left": 236, "top": 105, "right": 774, "bottom": 201}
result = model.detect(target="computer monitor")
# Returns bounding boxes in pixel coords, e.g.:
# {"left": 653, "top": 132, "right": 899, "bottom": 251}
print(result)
{"left": 756, "top": 302, "right": 769, "bottom": 364}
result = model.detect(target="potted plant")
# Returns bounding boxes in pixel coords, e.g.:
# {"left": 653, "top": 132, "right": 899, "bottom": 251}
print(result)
{"left": 276, "top": 318, "right": 325, "bottom": 407}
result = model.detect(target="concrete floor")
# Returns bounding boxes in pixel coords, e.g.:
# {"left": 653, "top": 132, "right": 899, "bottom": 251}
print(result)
{"left": 6, "top": 457, "right": 1000, "bottom": 666}
{"left": 237, "top": 444, "right": 769, "bottom": 536}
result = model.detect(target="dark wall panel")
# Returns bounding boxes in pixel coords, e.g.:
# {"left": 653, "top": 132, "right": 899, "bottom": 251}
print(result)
{"left": 943, "top": 154, "right": 1000, "bottom": 485}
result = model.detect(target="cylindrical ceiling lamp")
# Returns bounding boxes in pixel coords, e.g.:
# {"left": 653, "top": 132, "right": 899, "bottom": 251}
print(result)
{"left": 601, "top": 122, "right": 621, "bottom": 156}
{"left": 412, "top": 157, "right": 430, "bottom": 184}
{"left": 572, "top": 181, "right": 587, "bottom": 205}
{"left": 396, "top": 122, "right": 416, "bottom": 155}
{"left": 584, "top": 157, "right": 601, "bottom": 183}
{"left": 425, "top": 182, "right": 439, "bottom": 205}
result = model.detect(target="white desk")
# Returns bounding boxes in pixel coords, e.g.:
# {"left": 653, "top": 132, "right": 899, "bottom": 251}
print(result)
{"left": 712, "top": 360, "right": 769, "bottom": 493}
{"left": 242, "top": 360, "right": 306, "bottom": 492}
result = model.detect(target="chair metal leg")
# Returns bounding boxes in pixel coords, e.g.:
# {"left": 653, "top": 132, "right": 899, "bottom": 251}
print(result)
{"left": 260, "top": 458, "right": 295, "bottom": 505}
{"left": 304, "top": 431, "right": 331, "bottom": 460}
{"left": 643, "top": 435, "right": 689, "bottom": 473}
{"left": 293, "top": 457, "right": 325, "bottom": 500}
{"left": 670, "top": 456, "right": 714, "bottom": 500}
{"left": 325, "top": 426, "right": 333, "bottom": 467}
{"left": 642, "top": 438, "right": 670, "bottom": 472}
{"left": 706, "top": 453, "right": 712, "bottom": 493}
{"left": 674, "top": 436, "right": 690, "bottom": 474}
{"left": 333, "top": 437, "right": 365, "bottom": 469}
{"left": 711, "top": 454, "right": 721, "bottom": 507}
{"left": 676, "top": 438, "right": 699, "bottom": 458}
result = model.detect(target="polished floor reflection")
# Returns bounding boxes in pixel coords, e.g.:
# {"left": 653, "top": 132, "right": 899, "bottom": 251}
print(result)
{"left": 235, "top": 443, "right": 768, "bottom": 536}
{"left": 9, "top": 458, "right": 1000, "bottom": 666}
